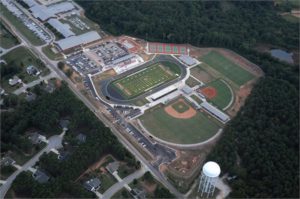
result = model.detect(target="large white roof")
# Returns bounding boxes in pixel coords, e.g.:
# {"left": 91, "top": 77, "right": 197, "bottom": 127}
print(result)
{"left": 55, "top": 31, "right": 101, "bottom": 50}
{"left": 203, "top": 161, "right": 221, "bottom": 178}
{"left": 47, "top": 18, "right": 74, "bottom": 38}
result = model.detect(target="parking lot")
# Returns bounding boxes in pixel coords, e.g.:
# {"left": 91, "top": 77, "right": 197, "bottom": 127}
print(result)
{"left": 106, "top": 106, "right": 176, "bottom": 165}
{"left": 66, "top": 52, "right": 102, "bottom": 75}
{"left": 1, "top": 0, "right": 50, "bottom": 43}
{"left": 89, "top": 41, "right": 129, "bottom": 66}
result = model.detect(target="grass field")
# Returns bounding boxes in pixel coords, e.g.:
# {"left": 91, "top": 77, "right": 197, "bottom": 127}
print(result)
{"left": 0, "top": 22, "right": 19, "bottom": 49}
{"left": 190, "top": 94, "right": 203, "bottom": 105}
{"left": 0, "top": 4, "right": 44, "bottom": 46}
{"left": 140, "top": 104, "right": 221, "bottom": 144}
{"left": 201, "top": 51, "right": 255, "bottom": 86}
{"left": 172, "top": 100, "right": 189, "bottom": 113}
{"left": 110, "top": 61, "right": 181, "bottom": 99}
{"left": 204, "top": 79, "right": 233, "bottom": 109}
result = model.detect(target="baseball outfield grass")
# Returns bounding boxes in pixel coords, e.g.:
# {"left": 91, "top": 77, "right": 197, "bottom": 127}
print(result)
{"left": 201, "top": 51, "right": 255, "bottom": 86}
{"left": 110, "top": 61, "right": 181, "bottom": 99}
{"left": 139, "top": 105, "right": 221, "bottom": 144}
{"left": 205, "top": 79, "right": 233, "bottom": 109}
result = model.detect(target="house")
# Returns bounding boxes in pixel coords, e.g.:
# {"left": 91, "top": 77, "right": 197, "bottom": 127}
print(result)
{"left": 28, "top": 132, "right": 45, "bottom": 145}
{"left": 0, "top": 156, "right": 16, "bottom": 167}
{"left": 76, "top": 133, "right": 86, "bottom": 144}
{"left": 26, "top": 65, "right": 40, "bottom": 76}
{"left": 8, "top": 76, "right": 21, "bottom": 86}
{"left": 58, "top": 149, "right": 70, "bottom": 161}
{"left": 59, "top": 119, "right": 70, "bottom": 130}
{"left": 32, "top": 169, "right": 50, "bottom": 183}
{"left": 83, "top": 178, "right": 101, "bottom": 191}
{"left": 44, "top": 82, "right": 55, "bottom": 93}
{"left": 26, "top": 92, "right": 37, "bottom": 102}
{"left": 106, "top": 161, "right": 119, "bottom": 174}
{"left": 131, "top": 188, "right": 146, "bottom": 199}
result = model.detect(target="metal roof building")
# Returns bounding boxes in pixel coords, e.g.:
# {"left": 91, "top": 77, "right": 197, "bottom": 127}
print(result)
{"left": 150, "top": 85, "right": 178, "bottom": 101}
{"left": 55, "top": 31, "right": 101, "bottom": 51}
{"left": 47, "top": 2, "right": 75, "bottom": 14}
{"left": 47, "top": 18, "right": 74, "bottom": 38}
{"left": 23, "top": 0, "right": 38, "bottom": 7}
{"left": 201, "top": 101, "right": 230, "bottom": 123}
{"left": 179, "top": 55, "right": 196, "bottom": 66}
{"left": 30, "top": 4, "right": 55, "bottom": 21}
{"left": 30, "top": 1, "right": 75, "bottom": 21}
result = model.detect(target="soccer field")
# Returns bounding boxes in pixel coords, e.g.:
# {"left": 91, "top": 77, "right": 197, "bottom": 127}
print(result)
{"left": 110, "top": 61, "right": 181, "bottom": 99}
{"left": 139, "top": 104, "right": 221, "bottom": 144}
{"left": 201, "top": 51, "right": 255, "bottom": 86}
{"left": 204, "top": 79, "right": 233, "bottom": 109}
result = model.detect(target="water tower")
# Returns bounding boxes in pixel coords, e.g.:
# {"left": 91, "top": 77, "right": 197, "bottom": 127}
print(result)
{"left": 198, "top": 161, "right": 221, "bottom": 198}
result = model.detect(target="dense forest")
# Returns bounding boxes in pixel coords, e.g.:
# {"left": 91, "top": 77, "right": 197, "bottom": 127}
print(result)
{"left": 3, "top": 83, "right": 137, "bottom": 198}
{"left": 76, "top": 1, "right": 299, "bottom": 197}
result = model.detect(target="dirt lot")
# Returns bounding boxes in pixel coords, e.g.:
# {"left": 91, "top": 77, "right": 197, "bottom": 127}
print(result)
{"left": 190, "top": 66, "right": 215, "bottom": 83}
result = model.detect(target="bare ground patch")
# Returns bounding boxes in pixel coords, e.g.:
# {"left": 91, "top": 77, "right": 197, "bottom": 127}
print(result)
{"left": 190, "top": 66, "right": 214, "bottom": 83}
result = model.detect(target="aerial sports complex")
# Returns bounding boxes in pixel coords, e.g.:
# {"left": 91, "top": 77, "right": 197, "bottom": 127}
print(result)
{"left": 89, "top": 42, "right": 262, "bottom": 148}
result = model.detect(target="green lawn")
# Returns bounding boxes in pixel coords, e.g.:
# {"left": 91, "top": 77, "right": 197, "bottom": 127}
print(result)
{"left": 98, "top": 173, "right": 117, "bottom": 193}
{"left": 0, "top": 22, "right": 19, "bottom": 49}
{"left": 201, "top": 51, "right": 255, "bottom": 86}
{"left": 185, "top": 77, "right": 200, "bottom": 87}
{"left": 42, "top": 45, "right": 63, "bottom": 61}
{"left": 0, "top": 4, "right": 44, "bottom": 46}
{"left": 118, "top": 163, "right": 136, "bottom": 179}
{"left": 110, "top": 61, "right": 181, "bottom": 99}
{"left": 281, "top": 14, "right": 299, "bottom": 24}
{"left": 190, "top": 94, "right": 202, "bottom": 105}
{"left": 139, "top": 104, "right": 221, "bottom": 144}
{"left": 171, "top": 101, "right": 189, "bottom": 113}
{"left": 205, "top": 79, "right": 233, "bottom": 109}
{"left": 1, "top": 46, "right": 50, "bottom": 91}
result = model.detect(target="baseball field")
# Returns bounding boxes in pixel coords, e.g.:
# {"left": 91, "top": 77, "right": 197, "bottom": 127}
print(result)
{"left": 201, "top": 79, "right": 233, "bottom": 110}
{"left": 201, "top": 51, "right": 255, "bottom": 86}
{"left": 110, "top": 61, "right": 181, "bottom": 99}
{"left": 139, "top": 98, "right": 221, "bottom": 144}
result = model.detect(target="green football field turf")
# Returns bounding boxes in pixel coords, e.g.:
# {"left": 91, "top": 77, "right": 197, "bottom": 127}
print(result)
{"left": 111, "top": 61, "right": 181, "bottom": 99}
{"left": 205, "top": 79, "right": 233, "bottom": 109}
{"left": 139, "top": 104, "right": 221, "bottom": 144}
{"left": 201, "top": 51, "right": 255, "bottom": 86}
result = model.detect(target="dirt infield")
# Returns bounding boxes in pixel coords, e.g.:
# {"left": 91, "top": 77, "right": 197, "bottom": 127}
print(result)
{"left": 164, "top": 99, "right": 196, "bottom": 119}
{"left": 201, "top": 87, "right": 217, "bottom": 99}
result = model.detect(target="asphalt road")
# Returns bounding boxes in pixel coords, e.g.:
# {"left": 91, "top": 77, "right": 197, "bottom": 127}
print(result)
{"left": 102, "top": 167, "right": 146, "bottom": 199}
{"left": 0, "top": 134, "right": 63, "bottom": 198}
{"left": 0, "top": 10, "right": 183, "bottom": 198}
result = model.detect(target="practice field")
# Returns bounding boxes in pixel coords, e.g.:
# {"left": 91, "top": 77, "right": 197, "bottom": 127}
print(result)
{"left": 201, "top": 79, "right": 233, "bottom": 109}
{"left": 139, "top": 99, "right": 221, "bottom": 144}
{"left": 110, "top": 61, "right": 181, "bottom": 99}
{"left": 201, "top": 51, "right": 255, "bottom": 86}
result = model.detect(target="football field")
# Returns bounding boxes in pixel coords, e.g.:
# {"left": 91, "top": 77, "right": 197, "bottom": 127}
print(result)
{"left": 110, "top": 61, "right": 181, "bottom": 99}
{"left": 201, "top": 51, "right": 255, "bottom": 86}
